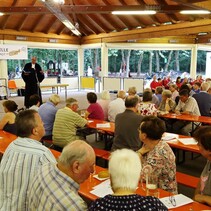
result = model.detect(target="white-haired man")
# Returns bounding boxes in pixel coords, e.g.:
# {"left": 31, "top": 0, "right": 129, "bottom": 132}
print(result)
{"left": 27, "top": 140, "right": 96, "bottom": 210}
{"left": 38, "top": 94, "right": 61, "bottom": 140}
{"left": 89, "top": 149, "right": 167, "bottom": 210}
{"left": 108, "top": 90, "right": 126, "bottom": 122}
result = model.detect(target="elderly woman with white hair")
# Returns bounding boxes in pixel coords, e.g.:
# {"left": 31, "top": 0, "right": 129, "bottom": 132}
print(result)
{"left": 97, "top": 90, "right": 111, "bottom": 120}
{"left": 158, "top": 89, "right": 176, "bottom": 113}
{"left": 89, "top": 149, "right": 167, "bottom": 210}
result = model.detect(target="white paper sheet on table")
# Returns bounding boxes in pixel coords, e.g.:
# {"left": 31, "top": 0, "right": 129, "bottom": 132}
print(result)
{"left": 159, "top": 194, "right": 193, "bottom": 209}
{"left": 178, "top": 138, "right": 197, "bottom": 145}
{"left": 96, "top": 123, "right": 110, "bottom": 128}
{"left": 93, "top": 174, "right": 109, "bottom": 181}
{"left": 162, "top": 133, "right": 179, "bottom": 141}
{"left": 90, "top": 179, "right": 113, "bottom": 197}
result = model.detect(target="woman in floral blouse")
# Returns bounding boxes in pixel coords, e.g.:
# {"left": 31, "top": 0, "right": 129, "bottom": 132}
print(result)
{"left": 137, "top": 116, "right": 177, "bottom": 194}
{"left": 138, "top": 90, "right": 157, "bottom": 116}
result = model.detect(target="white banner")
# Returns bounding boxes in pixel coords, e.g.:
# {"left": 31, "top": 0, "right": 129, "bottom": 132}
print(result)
{"left": 0, "top": 45, "right": 28, "bottom": 59}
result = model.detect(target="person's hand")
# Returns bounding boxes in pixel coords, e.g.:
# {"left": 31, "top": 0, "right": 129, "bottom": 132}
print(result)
{"left": 166, "top": 98, "right": 170, "bottom": 103}
{"left": 175, "top": 110, "right": 180, "bottom": 115}
{"left": 194, "top": 194, "right": 204, "bottom": 203}
{"left": 138, "top": 145, "right": 150, "bottom": 156}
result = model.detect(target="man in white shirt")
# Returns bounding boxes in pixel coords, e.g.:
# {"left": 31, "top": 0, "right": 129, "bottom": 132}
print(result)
{"left": 108, "top": 90, "right": 126, "bottom": 122}
{"left": 172, "top": 89, "right": 200, "bottom": 136}
{"left": 0, "top": 110, "right": 56, "bottom": 211}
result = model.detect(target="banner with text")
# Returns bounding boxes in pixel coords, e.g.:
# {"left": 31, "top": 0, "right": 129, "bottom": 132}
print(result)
{"left": 0, "top": 45, "right": 28, "bottom": 59}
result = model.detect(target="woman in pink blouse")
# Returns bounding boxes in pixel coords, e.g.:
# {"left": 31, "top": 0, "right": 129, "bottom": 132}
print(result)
{"left": 137, "top": 116, "right": 177, "bottom": 194}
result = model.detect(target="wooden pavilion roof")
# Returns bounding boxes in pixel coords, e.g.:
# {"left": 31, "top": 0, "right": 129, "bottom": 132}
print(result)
{"left": 0, "top": 0, "right": 211, "bottom": 45}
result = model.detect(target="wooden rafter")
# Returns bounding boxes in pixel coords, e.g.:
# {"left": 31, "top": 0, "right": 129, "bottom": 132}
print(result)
{"left": 45, "top": 17, "right": 58, "bottom": 34}
{"left": 32, "top": 14, "right": 46, "bottom": 32}
{"left": 17, "top": 14, "right": 28, "bottom": 31}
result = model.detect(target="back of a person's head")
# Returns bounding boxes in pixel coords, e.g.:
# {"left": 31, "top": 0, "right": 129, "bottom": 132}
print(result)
{"left": 100, "top": 90, "right": 110, "bottom": 100}
{"left": 169, "top": 83, "right": 177, "bottom": 90}
{"left": 29, "top": 94, "right": 40, "bottom": 106}
{"left": 16, "top": 110, "right": 37, "bottom": 137}
{"left": 201, "top": 82, "right": 210, "bottom": 92}
{"left": 59, "top": 140, "right": 90, "bottom": 167}
{"left": 193, "top": 126, "right": 211, "bottom": 151}
{"left": 140, "top": 116, "right": 166, "bottom": 140}
{"left": 125, "top": 95, "right": 139, "bottom": 108}
{"left": 66, "top": 98, "right": 77, "bottom": 106}
{"left": 49, "top": 94, "right": 61, "bottom": 105}
{"left": 179, "top": 89, "right": 189, "bottom": 97}
{"left": 117, "top": 90, "right": 126, "bottom": 99}
{"left": 179, "top": 84, "right": 190, "bottom": 92}
{"left": 194, "top": 82, "right": 201, "bottom": 88}
{"left": 162, "top": 89, "right": 172, "bottom": 98}
{"left": 87, "top": 92, "right": 97, "bottom": 103}
{"left": 3, "top": 100, "right": 18, "bottom": 112}
{"left": 128, "top": 86, "right": 137, "bottom": 95}
{"left": 109, "top": 149, "right": 141, "bottom": 191}
{"left": 143, "top": 90, "right": 152, "bottom": 102}
{"left": 155, "top": 86, "right": 163, "bottom": 94}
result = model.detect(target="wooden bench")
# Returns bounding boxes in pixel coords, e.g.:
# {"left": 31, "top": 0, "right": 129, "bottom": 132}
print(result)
{"left": 93, "top": 148, "right": 110, "bottom": 158}
{"left": 176, "top": 172, "right": 199, "bottom": 189}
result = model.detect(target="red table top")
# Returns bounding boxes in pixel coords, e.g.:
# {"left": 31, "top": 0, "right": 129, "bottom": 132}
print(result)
{"left": 79, "top": 166, "right": 211, "bottom": 211}
{"left": 161, "top": 113, "right": 211, "bottom": 124}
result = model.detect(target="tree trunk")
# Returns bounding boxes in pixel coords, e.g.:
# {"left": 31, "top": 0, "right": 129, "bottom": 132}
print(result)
{"left": 125, "top": 50, "right": 131, "bottom": 77}
{"left": 164, "top": 50, "right": 173, "bottom": 71}
{"left": 137, "top": 51, "right": 144, "bottom": 77}
{"left": 149, "top": 51, "right": 153, "bottom": 76}
{"left": 175, "top": 51, "right": 180, "bottom": 72}
{"left": 155, "top": 51, "right": 160, "bottom": 72}
{"left": 120, "top": 50, "right": 126, "bottom": 75}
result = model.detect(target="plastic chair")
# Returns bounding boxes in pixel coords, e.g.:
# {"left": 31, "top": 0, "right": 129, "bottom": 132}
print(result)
{"left": 8, "top": 80, "right": 17, "bottom": 96}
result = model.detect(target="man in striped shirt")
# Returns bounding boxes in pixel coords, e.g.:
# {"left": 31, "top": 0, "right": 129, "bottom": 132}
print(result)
{"left": 27, "top": 140, "right": 96, "bottom": 210}
{"left": 0, "top": 110, "right": 56, "bottom": 211}
{"left": 53, "top": 98, "right": 87, "bottom": 149}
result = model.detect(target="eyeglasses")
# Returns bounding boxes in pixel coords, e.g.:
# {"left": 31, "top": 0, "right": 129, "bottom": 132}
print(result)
{"left": 169, "top": 195, "right": 176, "bottom": 207}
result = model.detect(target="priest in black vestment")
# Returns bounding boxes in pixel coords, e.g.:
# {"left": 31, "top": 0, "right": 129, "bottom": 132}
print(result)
{"left": 22, "top": 56, "right": 44, "bottom": 108}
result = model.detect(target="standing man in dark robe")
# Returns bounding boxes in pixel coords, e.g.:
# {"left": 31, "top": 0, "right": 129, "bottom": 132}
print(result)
{"left": 22, "top": 56, "right": 44, "bottom": 108}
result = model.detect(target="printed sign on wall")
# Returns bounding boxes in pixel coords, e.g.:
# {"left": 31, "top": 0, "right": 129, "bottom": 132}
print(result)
{"left": 0, "top": 45, "right": 28, "bottom": 59}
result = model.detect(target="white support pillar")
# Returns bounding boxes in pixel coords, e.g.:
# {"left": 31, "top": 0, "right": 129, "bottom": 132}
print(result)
{"left": 190, "top": 45, "right": 197, "bottom": 79}
{"left": 205, "top": 52, "right": 211, "bottom": 78}
{"left": 0, "top": 60, "right": 8, "bottom": 97}
{"left": 0, "top": 60, "right": 8, "bottom": 79}
{"left": 101, "top": 43, "right": 108, "bottom": 92}
{"left": 78, "top": 47, "right": 84, "bottom": 90}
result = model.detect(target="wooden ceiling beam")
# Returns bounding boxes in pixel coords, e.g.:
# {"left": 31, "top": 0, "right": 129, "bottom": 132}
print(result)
{"left": 76, "top": 15, "right": 100, "bottom": 35}
{"left": 45, "top": 17, "right": 58, "bottom": 34}
{"left": 171, "top": 0, "right": 207, "bottom": 10}
{"left": 0, "top": 5, "right": 208, "bottom": 15}
{"left": 32, "top": 14, "right": 46, "bottom": 33}
{"left": 0, "top": 15, "right": 10, "bottom": 30}
{"left": 81, "top": 19, "right": 211, "bottom": 43}
{"left": 17, "top": 14, "right": 28, "bottom": 31}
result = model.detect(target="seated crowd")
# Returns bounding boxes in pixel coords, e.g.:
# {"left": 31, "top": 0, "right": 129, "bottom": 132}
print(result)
{"left": 0, "top": 74, "right": 211, "bottom": 210}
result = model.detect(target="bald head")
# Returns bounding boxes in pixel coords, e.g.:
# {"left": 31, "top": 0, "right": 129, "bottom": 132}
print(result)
{"left": 58, "top": 140, "right": 96, "bottom": 184}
